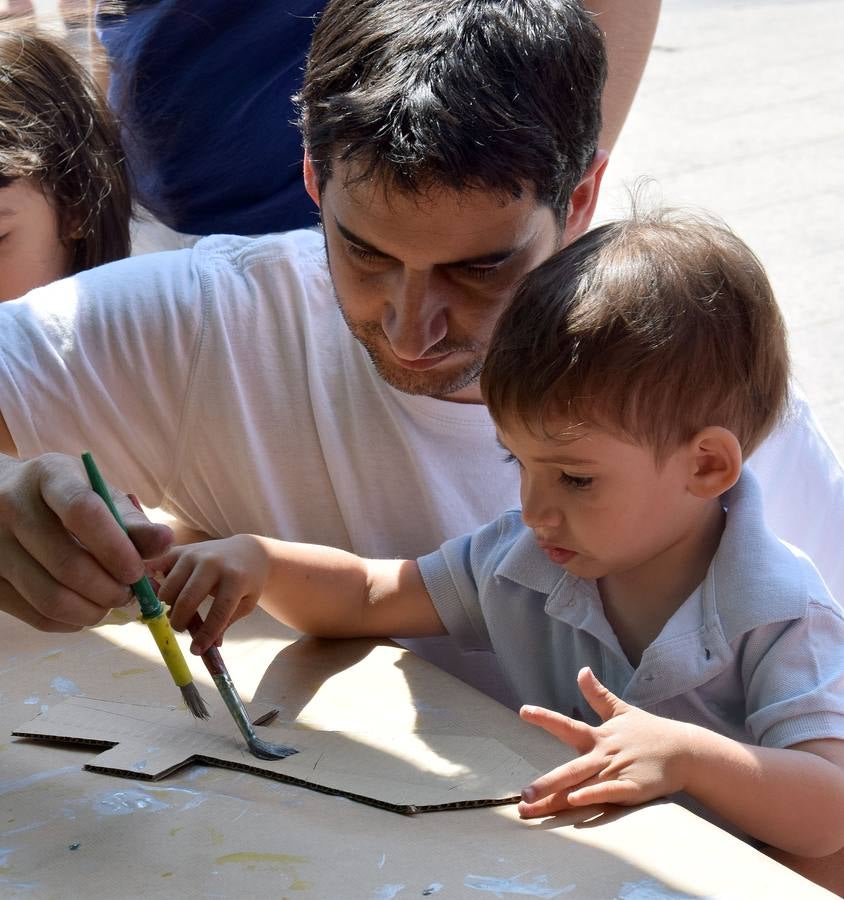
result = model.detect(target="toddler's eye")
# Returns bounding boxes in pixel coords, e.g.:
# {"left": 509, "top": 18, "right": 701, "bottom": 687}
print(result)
{"left": 560, "top": 473, "right": 592, "bottom": 490}
{"left": 502, "top": 451, "right": 523, "bottom": 468}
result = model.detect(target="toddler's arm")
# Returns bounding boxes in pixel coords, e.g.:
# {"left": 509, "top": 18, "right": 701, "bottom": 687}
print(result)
{"left": 152, "top": 535, "right": 446, "bottom": 654}
{"left": 519, "top": 667, "right": 844, "bottom": 857}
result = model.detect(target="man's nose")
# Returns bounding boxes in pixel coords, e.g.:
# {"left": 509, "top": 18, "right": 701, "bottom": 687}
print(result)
{"left": 382, "top": 270, "right": 448, "bottom": 360}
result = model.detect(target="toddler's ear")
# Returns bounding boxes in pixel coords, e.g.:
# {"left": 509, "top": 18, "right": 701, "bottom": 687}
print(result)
{"left": 686, "top": 426, "right": 742, "bottom": 499}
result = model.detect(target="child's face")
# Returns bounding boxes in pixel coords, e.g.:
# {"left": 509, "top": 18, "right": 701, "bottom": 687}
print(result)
{"left": 0, "top": 177, "right": 74, "bottom": 302}
{"left": 499, "top": 419, "right": 705, "bottom": 583}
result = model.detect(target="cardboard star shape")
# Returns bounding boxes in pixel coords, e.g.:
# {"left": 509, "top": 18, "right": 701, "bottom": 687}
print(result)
{"left": 12, "top": 695, "right": 540, "bottom": 814}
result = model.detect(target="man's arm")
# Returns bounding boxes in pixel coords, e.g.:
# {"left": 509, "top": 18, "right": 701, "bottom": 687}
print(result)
{"left": 584, "top": 0, "right": 662, "bottom": 152}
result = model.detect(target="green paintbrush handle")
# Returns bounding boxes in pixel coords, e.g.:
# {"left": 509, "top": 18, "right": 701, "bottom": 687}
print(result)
{"left": 81, "top": 452, "right": 162, "bottom": 619}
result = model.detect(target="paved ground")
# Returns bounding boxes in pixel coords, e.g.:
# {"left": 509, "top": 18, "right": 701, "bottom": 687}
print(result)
{"left": 595, "top": 0, "right": 844, "bottom": 459}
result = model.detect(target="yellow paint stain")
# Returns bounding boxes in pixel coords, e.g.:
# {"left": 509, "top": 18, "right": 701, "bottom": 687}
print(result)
{"left": 215, "top": 853, "right": 307, "bottom": 866}
{"left": 290, "top": 879, "right": 311, "bottom": 890}
{"left": 112, "top": 667, "right": 150, "bottom": 678}
{"left": 169, "top": 827, "right": 182, "bottom": 837}
{"left": 40, "top": 650, "right": 64, "bottom": 661}
{"left": 0, "top": 744, "right": 7, "bottom": 752}
{"left": 210, "top": 827, "right": 224, "bottom": 846}
{"left": 161, "top": 872, "right": 173, "bottom": 878}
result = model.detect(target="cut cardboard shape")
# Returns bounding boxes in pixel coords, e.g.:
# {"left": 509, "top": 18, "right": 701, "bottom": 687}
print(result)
{"left": 12, "top": 695, "right": 540, "bottom": 814}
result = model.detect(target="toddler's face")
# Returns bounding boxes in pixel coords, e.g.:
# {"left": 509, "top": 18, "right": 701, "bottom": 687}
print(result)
{"left": 498, "top": 418, "right": 705, "bottom": 584}
{"left": 0, "top": 177, "right": 74, "bottom": 301}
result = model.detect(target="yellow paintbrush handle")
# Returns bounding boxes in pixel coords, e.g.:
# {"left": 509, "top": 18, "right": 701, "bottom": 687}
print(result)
{"left": 141, "top": 609, "right": 193, "bottom": 688}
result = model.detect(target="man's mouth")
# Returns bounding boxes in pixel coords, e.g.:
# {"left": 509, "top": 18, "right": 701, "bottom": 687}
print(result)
{"left": 392, "top": 351, "right": 455, "bottom": 371}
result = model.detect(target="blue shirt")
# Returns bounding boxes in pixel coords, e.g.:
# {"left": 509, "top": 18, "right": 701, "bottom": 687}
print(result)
{"left": 97, "top": 1, "right": 323, "bottom": 235}
{"left": 418, "top": 469, "right": 844, "bottom": 749}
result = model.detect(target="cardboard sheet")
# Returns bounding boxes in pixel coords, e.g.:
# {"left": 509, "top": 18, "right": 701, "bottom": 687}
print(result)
{"left": 12, "top": 694, "right": 540, "bottom": 814}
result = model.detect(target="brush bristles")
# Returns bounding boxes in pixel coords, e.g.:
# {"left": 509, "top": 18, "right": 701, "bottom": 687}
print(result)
{"left": 181, "top": 682, "right": 210, "bottom": 719}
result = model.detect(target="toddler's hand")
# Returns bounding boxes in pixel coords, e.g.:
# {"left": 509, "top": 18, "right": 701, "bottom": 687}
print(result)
{"left": 518, "top": 667, "right": 691, "bottom": 819}
{"left": 149, "top": 535, "right": 270, "bottom": 654}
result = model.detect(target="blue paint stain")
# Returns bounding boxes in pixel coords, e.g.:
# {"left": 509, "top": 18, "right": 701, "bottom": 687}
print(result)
{"left": 22, "top": 697, "right": 39, "bottom": 705}
{"left": 616, "top": 878, "right": 697, "bottom": 899}
{"left": 93, "top": 788, "right": 170, "bottom": 817}
{"left": 373, "top": 884, "right": 406, "bottom": 899}
{"left": 422, "top": 885, "right": 444, "bottom": 895}
{"left": 50, "top": 677, "right": 80, "bottom": 695}
{"left": 465, "top": 872, "right": 576, "bottom": 897}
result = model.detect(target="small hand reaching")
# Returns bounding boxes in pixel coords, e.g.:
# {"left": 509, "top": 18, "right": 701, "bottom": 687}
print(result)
{"left": 149, "top": 535, "right": 271, "bottom": 654}
{"left": 518, "top": 667, "right": 691, "bottom": 819}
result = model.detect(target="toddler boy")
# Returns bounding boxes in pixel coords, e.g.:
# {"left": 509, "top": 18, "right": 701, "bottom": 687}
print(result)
{"left": 154, "top": 209, "right": 844, "bottom": 859}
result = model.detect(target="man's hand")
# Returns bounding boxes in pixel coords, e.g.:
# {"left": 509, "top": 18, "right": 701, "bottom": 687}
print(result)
{"left": 518, "top": 667, "right": 691, "bottom": 818}
{"left": 0, "top": 453, "right": 173, "bottom": 631}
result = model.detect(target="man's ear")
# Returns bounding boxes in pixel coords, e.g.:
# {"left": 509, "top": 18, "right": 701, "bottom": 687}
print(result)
{"left": 303, "top": 149, "right": 321, "bottom": 208}
{"left": 686, "top": 427, "right": 742, "bottom": 499}
{"left": 562, "top": 150, "right": 609, "bottom": 247}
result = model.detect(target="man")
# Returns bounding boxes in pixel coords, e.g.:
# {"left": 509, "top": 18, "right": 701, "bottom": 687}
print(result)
{"left": 0, "top": 0, "right": 842, "bottom": 694}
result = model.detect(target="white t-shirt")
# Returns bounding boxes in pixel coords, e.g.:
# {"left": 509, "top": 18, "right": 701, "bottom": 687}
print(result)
{"left": 1, "top": 230, "right": 843, "bottom": 701}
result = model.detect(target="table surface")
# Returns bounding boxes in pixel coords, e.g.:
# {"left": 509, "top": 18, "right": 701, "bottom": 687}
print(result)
{"left": 0, "top": 608, "right": 833, "bottom": 899}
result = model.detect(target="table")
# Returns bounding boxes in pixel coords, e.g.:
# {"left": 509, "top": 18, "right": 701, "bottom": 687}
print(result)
{"left": 0, "top": 608, "right": 833, "bottom": 898}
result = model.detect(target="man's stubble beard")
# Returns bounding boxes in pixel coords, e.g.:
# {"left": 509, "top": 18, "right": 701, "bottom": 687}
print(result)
{"left": 337, "top": 302, "right": 486, "bottom": 400}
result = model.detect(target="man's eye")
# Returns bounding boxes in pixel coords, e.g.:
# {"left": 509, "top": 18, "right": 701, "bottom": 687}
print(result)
{"left": 346, "top": 242, "right": 380, "bottom": 263}
{"left": 462, "top": 265, "right": 498, "bottom": 281}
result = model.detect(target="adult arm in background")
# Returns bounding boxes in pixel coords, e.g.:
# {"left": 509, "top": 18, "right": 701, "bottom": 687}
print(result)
{"left": 0, "top": 388, "right": 172, "bottom": 633}
{"left": 584, "top": 0, "right": 662, "bottom": 152}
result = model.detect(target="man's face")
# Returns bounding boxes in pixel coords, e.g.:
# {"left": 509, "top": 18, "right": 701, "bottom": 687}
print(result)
{"left": 313, "top": 161, "right": 564, "bottom": 402}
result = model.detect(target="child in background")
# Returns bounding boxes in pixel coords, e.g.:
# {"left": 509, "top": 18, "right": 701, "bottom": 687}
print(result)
{"left": 152, "top": 208, "right": 844, "bottom": 859}
{"left": 0, "top": 27, "right": 130, "bottom": 300}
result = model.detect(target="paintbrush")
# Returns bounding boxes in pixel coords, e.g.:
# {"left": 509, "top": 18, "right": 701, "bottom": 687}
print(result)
{"left": 185, "top": 613, "right": 297, "bottom": 760}
{"left": 81, "top": 452, "right": 209, "bottom": 719}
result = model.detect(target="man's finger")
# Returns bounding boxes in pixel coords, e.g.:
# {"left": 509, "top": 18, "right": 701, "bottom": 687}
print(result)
{"left": 38, "top": 458, "right": 148, "bottom": 585}
{"left": 12, "top": 512, "right": 135, "bottom": 615}
{"left": 0, "top": 576, "right": 99, "bottom": 632}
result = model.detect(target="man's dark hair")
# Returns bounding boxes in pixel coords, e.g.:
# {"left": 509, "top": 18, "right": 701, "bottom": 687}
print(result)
{"left": 297, "top": 0, "right": 607, "bottom": 219}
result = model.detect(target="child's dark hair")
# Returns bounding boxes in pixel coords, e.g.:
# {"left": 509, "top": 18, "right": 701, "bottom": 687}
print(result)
{"left": 297, "top": 0, "right": 606, "bottom": 220}
{"left": 0, "top": 27, "right": 130, "bottom": 272}
{"left": 481, "top": 207, "right": 790, "bottom": 461}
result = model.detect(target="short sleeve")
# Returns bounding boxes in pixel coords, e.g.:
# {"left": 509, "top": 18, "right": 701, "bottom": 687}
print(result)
{"left": 417, "top": 516, "right": 515, "bottom": 652}
{"left": 743, "top": 600, "right": 844, "bottom": 748}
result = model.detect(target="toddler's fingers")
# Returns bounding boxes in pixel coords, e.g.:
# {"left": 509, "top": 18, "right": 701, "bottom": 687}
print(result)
{"left": 146, "top": 547, "right": 184, "bottom": 578}
{"left": 521, "top": 755, "right": 601, "bottom": 805}
{"left": 577, "top": 667, "right": 626, "bottom": 722}
{"left": 154, "top": 553, "right": 195, "bottom": 610}
{"left": 517, "top": 792, "right": 573, "bottom": 819}
{"left": 165, "top": 564, "right": 219, "bottom": 632}
{"left": 567, "top": 778, "right": 642, "bottom": 808}
{"left": 195, "top": 577, "right": 256, "bottom": 650}
{"left": 520, "top": 704, "right": 594, "bottom": 753}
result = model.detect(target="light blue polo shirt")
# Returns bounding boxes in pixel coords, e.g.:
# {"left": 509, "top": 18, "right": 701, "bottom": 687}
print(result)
{"left": 418, "top": 469, "right": 844, "bottom": 749}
